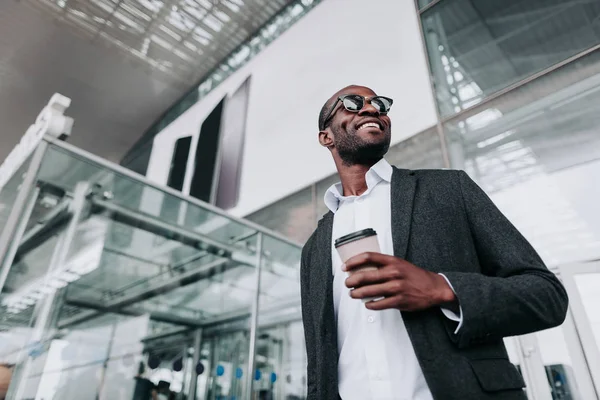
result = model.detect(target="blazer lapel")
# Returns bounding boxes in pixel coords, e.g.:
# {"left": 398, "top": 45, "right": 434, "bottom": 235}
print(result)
{"left": 391, "top": 167, "right": 416, "bottom": 260}
{"left": 310, "top": 211, "right": 339, "bottom": 397}
{"left": 312, "top": 212, "right": 335, "bottom": 330}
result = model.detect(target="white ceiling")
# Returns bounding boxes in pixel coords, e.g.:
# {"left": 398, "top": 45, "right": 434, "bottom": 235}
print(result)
{"left": 0, "top": 0, "right": 293, "bottom": 164}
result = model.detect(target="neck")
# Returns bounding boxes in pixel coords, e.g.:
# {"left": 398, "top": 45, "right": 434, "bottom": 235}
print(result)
{"left": 334, "top": 157, "right": 381, "bottom": 197}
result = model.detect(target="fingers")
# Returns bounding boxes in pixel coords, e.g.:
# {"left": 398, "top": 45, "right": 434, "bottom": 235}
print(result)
{"left": 345, "top": 264, "right": 403, "bottom": 289}
{"left": 350, "top": 280, "right": 403, "bottom": 300}
{"left": 342, "top": 252, "right": 396, "bottom": 273}
{"left": 365, "top": 296, "right": 402, "bottom": 311}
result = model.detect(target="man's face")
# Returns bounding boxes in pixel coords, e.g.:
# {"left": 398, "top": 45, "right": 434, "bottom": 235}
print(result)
{"left": 322, "top": 85, "right": 392, "bottom": 166}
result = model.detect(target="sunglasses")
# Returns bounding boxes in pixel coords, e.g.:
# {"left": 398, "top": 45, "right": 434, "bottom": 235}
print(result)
{"left": 321, "top": 94, "right": 394, "bottom": 130}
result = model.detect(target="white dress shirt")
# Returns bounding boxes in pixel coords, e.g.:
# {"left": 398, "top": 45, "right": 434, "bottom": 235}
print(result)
{"left": 324, "top": 159, "right": 462, "bottom": 400}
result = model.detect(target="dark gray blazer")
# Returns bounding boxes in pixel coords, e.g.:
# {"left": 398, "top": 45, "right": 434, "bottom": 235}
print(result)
{"left": 300, "top": 167, "right": 569, "bottom": 400}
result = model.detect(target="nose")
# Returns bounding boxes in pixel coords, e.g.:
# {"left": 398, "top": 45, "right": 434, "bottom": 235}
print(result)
{"left": 358, "top": 99, "right": 380, "bottom": 116}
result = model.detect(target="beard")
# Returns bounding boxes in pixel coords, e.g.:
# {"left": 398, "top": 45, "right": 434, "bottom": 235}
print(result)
{"left": 335, "top": 128, "right": 391, "bottom": 166}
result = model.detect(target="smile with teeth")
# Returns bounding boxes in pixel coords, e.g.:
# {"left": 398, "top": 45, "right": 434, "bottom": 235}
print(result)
{"left": 358, "top": 122, "right": 380, "bottom": 130}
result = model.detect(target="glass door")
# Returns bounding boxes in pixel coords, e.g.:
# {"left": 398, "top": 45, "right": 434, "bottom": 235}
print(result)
{"left": 559, "top": 262, "right": 600, "bottom": 397}
{"left": 252, "top": 329, "right": 283, "bottom": 400}
{"left": 205, "top": 330, "right": 248, "bottom": 400}
{"left": 199, "top": 327, "right": 285, "bottom": 400}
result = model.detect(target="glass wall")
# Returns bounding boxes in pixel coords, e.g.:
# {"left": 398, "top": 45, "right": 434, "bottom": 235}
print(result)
{"left": 422, "top": 0, "right": 600, "bottom": 117}
{"left": 440, "top": 45, "right": 600, "bottom": 400}
{"left": 442, "top": 49, "right": 600, "bottom": 267}
{"left": 0, "top": 140, "right": 302, "bottom": 400}
{"left": 415, "top": 0, "right": 600, "bottom": 396}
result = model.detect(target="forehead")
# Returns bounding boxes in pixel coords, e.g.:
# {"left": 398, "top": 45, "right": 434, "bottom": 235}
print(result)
{"left": 332, "top": 85, "right": 377, "bottom": 101}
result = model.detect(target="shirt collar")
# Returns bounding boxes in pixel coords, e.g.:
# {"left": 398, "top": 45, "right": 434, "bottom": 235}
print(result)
{"left": 323, "top": 158, "right": 393, "bottom": 213}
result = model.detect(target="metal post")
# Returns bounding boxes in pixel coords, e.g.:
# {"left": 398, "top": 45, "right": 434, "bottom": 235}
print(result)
{"left": 96, "top": 322, "right": 118, "bottom": 400}
{"left": 0, "top": 142, "right": 48, "bottom": 293}
{"left": 205, "top": 339, "right": 215, "bottom": 400}
{"left": 178, "top": 343, "right": 189, "bottom": 400}
{"left": 10, "top": 182, "right": 89, "bottom": 400}
{"left": 0, "top": 93, "right": 73, "bottom": 293}
{"left": 187, "top": 329, "right": 203, "bottom": 400}
{"left": 245, "top": 233, "right": 263, "bottom": 400}
{"left": 516, "top": 334, "right": 553, "bottom": 400}
{"left": 274, "top": 325, "right": 285, "bottom": 400}
{"left": 0, "top": 187, "right": 40, "bottom": 292}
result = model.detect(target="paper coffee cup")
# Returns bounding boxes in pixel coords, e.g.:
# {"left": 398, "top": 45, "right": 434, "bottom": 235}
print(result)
{"left": 335, "top": 228, "right": 381, "bottom": 303}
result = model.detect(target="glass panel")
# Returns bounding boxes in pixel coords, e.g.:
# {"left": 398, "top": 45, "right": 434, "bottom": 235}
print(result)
{"left": 38, "top": 146, "right": 257, "bottom": 245}
{"left": 444, "top": 48, "right": 600, "bottom": 400}
{"left": 573, "top": 273, "right": 600, "bottom": 354}
{"left": 4, "top": 312, "right": 150, "bottom": 400}
{"left": 422, "top": 0, "right": 600, "bottom": 117}
{"left": 205, "top": 331, "right": 248, "bottom": 400}
{"left": 385, "top": 127, "right": 446, "bottom": 170}
{"left": 418, "top": 0, "right": 436, "bottom": 9}
{"left": 257, "top": 235, "right": 301, "bottom": 322}
{"left": 258, "top": 321, "right": 307, "bottom": 400}
{"left": 0, "top": 153, "right": 33, "bottom": 231}
{"left": 444, "top": 51, "right": 600, "bottom": 266}
{"left": 247, "top": 187, "right": 316, "bottom": 244}
{"left": 536, "top": 325, "right": 586, "bottom": 399}
{"left": 0, "top": 142, "right": 302, "bottom": 399}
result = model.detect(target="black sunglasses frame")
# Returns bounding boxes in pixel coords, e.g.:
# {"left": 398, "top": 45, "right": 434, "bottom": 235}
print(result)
{"left": 320, "top": 94, "right": 394, "bottom": 131}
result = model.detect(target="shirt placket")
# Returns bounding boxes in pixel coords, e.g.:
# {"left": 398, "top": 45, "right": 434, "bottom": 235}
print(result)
{"left": 352, "top": 195, "right": 394, "bottom": 399}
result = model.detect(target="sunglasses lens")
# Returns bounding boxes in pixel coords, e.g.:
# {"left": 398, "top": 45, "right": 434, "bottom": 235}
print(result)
{"left": 372, "top": 97, "right": 393, "bottom": 113}
{"left": 342, "top": 95, "right": 364, "bottom": 112}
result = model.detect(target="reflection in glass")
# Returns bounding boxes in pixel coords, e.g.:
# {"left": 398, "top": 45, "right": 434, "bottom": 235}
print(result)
{"left": 444, "top": 54, "right": 600, "bottom": 267}
{"left": 422, "top": 0, "right": 600, "bottom": 116}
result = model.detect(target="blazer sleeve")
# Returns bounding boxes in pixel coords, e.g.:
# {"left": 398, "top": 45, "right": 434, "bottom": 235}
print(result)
{"left": 300, "top": 244, "right": 318, "bottom": 399}
{"left": 442, "top": 170, "right": 569, "bottom": 349}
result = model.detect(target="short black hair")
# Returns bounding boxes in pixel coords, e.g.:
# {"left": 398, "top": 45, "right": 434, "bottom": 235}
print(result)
{"left": 318, "top": 96, "right": 337, "bottom": 131}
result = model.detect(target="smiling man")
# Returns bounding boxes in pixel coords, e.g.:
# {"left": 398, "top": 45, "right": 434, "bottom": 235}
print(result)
{"left": 299, "top": 85, "right": 569, "bottom": 400}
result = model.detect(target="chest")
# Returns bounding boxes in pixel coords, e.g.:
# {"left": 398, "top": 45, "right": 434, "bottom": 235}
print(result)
{"left": 330, "top": 184, "right": 394, "bottom": 274}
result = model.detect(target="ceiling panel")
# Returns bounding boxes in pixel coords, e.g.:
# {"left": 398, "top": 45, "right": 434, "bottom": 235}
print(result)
{"left": 0, "top": 0, "right": 298, "bottom": 164}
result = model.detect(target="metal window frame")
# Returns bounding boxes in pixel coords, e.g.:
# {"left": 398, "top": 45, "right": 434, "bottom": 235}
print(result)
{"left": 414, "top": 0, "right": 600, "bottom": 128}
{"left": 559, "top": 262, "right": 600, "bottom": 397}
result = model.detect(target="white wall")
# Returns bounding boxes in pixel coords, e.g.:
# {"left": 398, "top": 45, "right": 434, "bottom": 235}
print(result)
{"left": 148, "top": 0, "right": 437, "bottom": 217}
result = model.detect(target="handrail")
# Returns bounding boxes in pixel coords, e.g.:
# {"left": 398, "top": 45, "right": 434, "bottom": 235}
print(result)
{"left": 43, "top": 135, "right": 303, "bottom": 249}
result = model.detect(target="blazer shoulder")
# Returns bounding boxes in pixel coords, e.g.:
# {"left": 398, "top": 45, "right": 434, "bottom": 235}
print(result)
{"left": 301, "top": 227, "right": 318, "bottom": 264}
{"left": 394, "top": 166, "right": 463, "bottom": 185}
{"left": 301, "top": 210, "right": 332, "bottom": 266}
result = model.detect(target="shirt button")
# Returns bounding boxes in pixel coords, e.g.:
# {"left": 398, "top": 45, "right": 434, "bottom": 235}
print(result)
{"left": 367, "top": 316, "right": 375, "bottom": 323}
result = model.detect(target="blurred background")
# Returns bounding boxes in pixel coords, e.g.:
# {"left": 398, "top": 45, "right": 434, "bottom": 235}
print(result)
{"left": 0, "top": 0, "right": 599, "bottom": 399}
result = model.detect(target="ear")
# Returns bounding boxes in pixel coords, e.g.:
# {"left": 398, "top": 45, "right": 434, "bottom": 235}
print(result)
{"left": 319, "top": 129, "right": 334, "bottom": 148}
